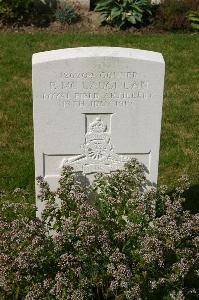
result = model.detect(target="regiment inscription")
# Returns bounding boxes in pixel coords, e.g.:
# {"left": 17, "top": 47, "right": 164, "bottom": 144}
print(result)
{"left": 42, "top": 70, "right": 151, "bottom": 109}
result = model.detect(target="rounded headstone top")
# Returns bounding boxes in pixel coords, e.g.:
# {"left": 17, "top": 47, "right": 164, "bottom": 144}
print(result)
{"left": 32, "top": 47, "right": 165, "bottom": 65}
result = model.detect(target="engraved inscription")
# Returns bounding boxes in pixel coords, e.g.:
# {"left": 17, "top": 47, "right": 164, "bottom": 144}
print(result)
{"left": 42, "top": 71, "right": 152, "bottom": 108}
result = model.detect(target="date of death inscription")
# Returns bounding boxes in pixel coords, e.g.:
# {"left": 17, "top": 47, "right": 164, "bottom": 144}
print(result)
{"left": 41, "top": 71, "right": 152, "bottom": 108}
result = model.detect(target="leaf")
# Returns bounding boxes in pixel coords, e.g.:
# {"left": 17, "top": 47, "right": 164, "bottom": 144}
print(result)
{"left": 95, "top": 0, "right": 112, "bottom": 11}
{"left": 15, "top": 286, "right": 20, "bottom": 300}
{"left": 136, "top": 15, "right": 142, "bottom": 22}
{"left": 121, "top": 12, "right": 127, "bottom": 21}
{"left": 123, "top": 0, "right": 128, "bottom": 6}
{"left": 188, "top": 11, "right": 199, "bottom": 17}
{"left": 191, "top": 23, "right": 199, "bottom": 30}
{"left": 111, "top": 7, "right": 121, "bottom": 19}
{"left": 127, "top": 15, "right": 136, "bottom": 24}
{"left": 133, "top": 5, "right": 143, "bottom": 13}
{"left": 100, "top": 13, "right": 109, "bottom": 23}
{"left": 119, "top": 20, "right": 125, "bottom": 28}
{"left": 189, "top": 17, "right": 199, "bottom": 22}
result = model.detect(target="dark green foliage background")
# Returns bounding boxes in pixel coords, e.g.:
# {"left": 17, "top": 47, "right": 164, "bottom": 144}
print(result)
{"left": 153, "top": 0, "right": 199, "bottom": 30}
{"left": 0, "top": 0, "right": 55, "bottom": 25}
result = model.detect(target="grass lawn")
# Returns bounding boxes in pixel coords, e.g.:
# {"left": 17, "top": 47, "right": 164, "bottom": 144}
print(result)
{"left": 0, "top": 32, "right": 198, "bottom": 198}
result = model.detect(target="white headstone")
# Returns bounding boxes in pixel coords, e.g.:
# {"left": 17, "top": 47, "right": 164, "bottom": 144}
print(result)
{"left": 151, "top": 0, "right": 161, "bottom": 4}
{"left": 33, "top": 47, "right": 165, "bottom": 216}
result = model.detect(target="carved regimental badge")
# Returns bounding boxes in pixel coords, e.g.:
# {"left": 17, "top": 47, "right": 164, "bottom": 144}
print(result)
{"left": 63, "top": 116, "right": 130, "bottom": 174}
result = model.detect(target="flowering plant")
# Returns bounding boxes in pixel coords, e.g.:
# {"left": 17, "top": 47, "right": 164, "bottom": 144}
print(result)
{"left": 0, "top": 159, "right": 198, "bottom": 299}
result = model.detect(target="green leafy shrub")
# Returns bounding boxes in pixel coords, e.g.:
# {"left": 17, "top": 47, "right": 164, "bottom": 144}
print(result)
{"left": 0, "top": 0, "right": 33, "bottom": 24}
{"left": 95, "top": 0, "right": 152, "bottom": 29}
{"left": 0, "top": 0, "right": 56, "bottom": 25}
{"left": 55, "top": 2, "right": 79, "bottom": 25}
{"left": 0, "top": 160, "right": 199, "bottom": 299}
{"left": 187, "top": 10, "right": 199, "bottom": 30}
{"left": 153, "top": 0, "right": 199, "bottom": 30}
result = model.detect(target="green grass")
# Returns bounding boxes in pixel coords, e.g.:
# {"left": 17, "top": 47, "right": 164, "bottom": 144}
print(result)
{"left": 0, "top": 32, "right": 198, "bottom": 196}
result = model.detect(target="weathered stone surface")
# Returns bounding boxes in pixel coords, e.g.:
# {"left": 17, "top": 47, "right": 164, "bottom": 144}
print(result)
{"left": 32, "top": 47, "right": 165, "bottom": 216}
